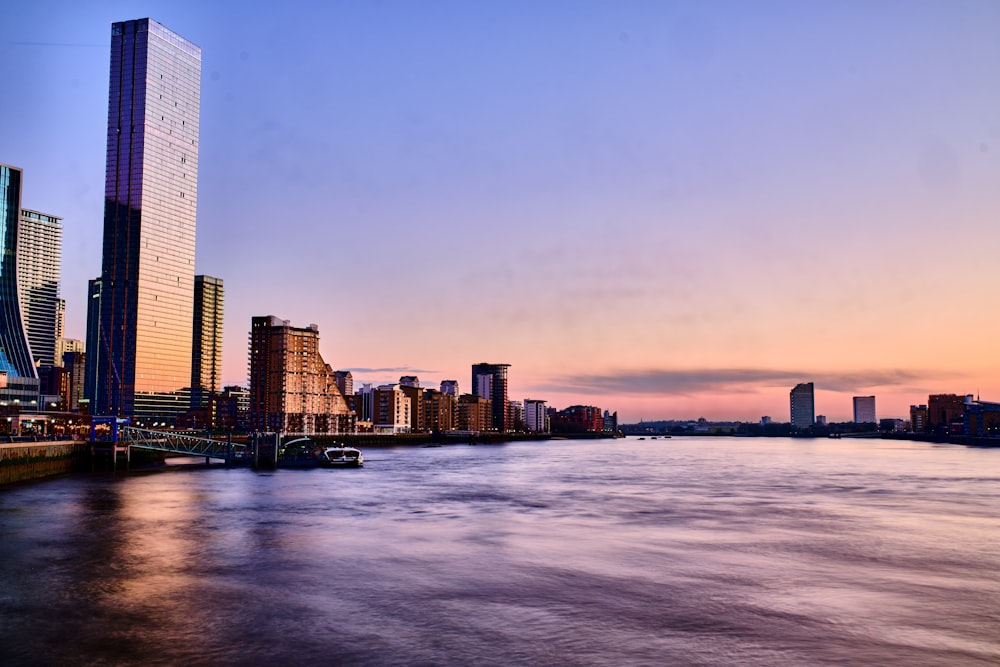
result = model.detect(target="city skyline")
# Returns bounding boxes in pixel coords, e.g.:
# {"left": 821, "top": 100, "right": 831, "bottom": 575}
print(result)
{"left": 3, "top": 3, "right": 1000, "bottom": 422}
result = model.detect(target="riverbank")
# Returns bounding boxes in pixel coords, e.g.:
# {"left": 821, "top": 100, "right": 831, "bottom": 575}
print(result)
{"left": 0, "top": 441, "right": 89, "bottom": 485}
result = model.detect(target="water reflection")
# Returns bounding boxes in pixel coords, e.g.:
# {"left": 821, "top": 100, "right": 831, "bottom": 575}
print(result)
{"left": 1, "top": 437, "right": 998, "bottom": 666}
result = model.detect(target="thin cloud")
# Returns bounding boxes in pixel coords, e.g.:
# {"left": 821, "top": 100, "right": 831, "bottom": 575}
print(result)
{"left": 533, "top": 368, "right": 957, "bottom": 397}
{"left": 344, "top": 367, "right": 440, "bottom": 375}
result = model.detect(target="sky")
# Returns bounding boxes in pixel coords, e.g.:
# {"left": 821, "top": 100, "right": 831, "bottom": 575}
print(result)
{"left": 3, "top": 1, "right": 999, "bottom": 423}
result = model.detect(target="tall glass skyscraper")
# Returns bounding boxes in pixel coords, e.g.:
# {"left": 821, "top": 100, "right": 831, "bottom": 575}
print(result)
{"left": 17, "top": 209, "right": 63, "bottom": 368}
{"left": 92, "top": 18, "right": 201, "bottom": 420}
{"left": 0, "top": 164, "right": 40, "bottom": 405}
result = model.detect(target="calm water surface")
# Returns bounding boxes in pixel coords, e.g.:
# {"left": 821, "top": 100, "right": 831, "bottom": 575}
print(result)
{"left": 1, "top": 437, "right": 998, "bottom": 666}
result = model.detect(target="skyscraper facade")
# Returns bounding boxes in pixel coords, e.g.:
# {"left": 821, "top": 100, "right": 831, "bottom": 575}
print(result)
{"left": 471, "top": 363, "right": 511, "bottom": 432}
{"left": 0, "top": 164, "right": 40, "bottom": 404}
{"left": 93, "top": 18, "right": 201, "bottom": 420}
{"left": 853, "top": 395, "right": 876, "bottom": 424}
{"left": 16, "top": 209, "right": 62, "bottom": 368}
{"left": 191, "top": 275, "right": 223, "bottom": 408}
{"left": 790, "top": 382, "right": 815, "bottom": 429}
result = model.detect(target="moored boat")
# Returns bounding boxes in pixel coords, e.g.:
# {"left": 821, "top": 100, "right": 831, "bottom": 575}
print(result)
{"left": 318, "top": 445, "right": 364, "bottom": 468}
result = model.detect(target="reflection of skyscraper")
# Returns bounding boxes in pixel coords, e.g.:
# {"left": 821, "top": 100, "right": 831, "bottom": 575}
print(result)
{"left": 471, "top": 363, "right": 511, "bottom": 432}
{"left": 0, "top": 164, "right": 40, "bottom": 404}
{"left": 94, "top": 18, "right": 201, "bottom": 420}
{"left": 790, "top": 382, "right": 815, "bottom": 429}
{"left": 191, "top": 275, "right": 223, "bottom": 408}
{"left": 16, "top": 209, "right": 62, "bottom": 368}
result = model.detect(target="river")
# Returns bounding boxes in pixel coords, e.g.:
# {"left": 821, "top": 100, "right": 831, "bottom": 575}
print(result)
{"left": 1, "top": 436, "right": 998, "bottom": 666}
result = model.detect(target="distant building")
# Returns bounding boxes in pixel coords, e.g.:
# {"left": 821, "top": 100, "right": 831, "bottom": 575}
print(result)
{"left": 55, "top": 338, "right": 84, "bottom": 368}
{"left": 603, "top": 409, "right": 618, "bottom": 433}
{"left": 0, "top": 163, "right": 40, "bottom": 405}
{"left": 927, "top": 394, "right": 967, "bottom": 434}
{"left": 439, "top": 380, "right": 459, "bottom": 397}
{"left": 215, "top": 385, "right": 249, "bottom": 431}
{"left": 816, "top": 415, "right": 827, "bottom": 426}
{"left": 423, "top": 388, "right": 456, "bottom": 432}
{"left": 880, "top": 418, "right": 905, "bottom": 432}
{"left": 61, "top": 350, "right": 86, "bottom": 411}
{"left": 248, "top": 316, "right": 354, "bottom": 434}
{"left": 191, "top": 275, "right": 223, "bottom": 409}
{"left": 17, "top": 208, "right": 63, "bottom": 368}
{"left": 909, "top": 404, "right": 928, "bottom": 433}
{"left": 399, "top": 382, "right": 423, "bottom": 432}
{"left": 551, "top": 405, "right": 604, "bottom": 434}
{"left": 334, "top": 370, "right": 353, "bottom": 398}
{"left": 373, "top": 384, "right": 410, "bottom": 434}
{"left": 964, "top": 400, "right": 1000, "bottom": 437}
{"left": 760, "top": 416, "right": 772, "bottom": 425}
{"left": 524, "top": 399, "right": 548, "bottom": 433}
{"left": 790, "top": 382, "right": 815, "bottom": 429}
{"left": 853, "top": 396, "right": 876, "bottom": 424}
{"left": 457, "top": 394, "right": 491, "bottom": 432}
{"left": 471, "top": 363, "right": 511, "bottom": 431}
{"left": 508, "top": 400, "right": 524, "bottom": 431}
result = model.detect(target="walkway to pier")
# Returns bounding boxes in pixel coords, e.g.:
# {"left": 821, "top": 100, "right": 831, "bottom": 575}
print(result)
{"left": 118, "top": 427, "right": 248, "bottom": 463}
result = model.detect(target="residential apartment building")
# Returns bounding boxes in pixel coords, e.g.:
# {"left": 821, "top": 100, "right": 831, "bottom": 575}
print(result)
{"left": 16, "top": 208, "right": 62, "bottom": 368}
{"left": 524, "top": 399, "right": 548, "bottom": 433}
{"left": 248, "top": 316, "right": 354, "bottom": 434}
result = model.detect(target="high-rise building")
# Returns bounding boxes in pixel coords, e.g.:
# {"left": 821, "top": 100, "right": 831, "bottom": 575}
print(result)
{"left": 439, "top": 380, "right": 459, "bottom": 397}
{"left": 471, "top": 363, "right": 510, "bottom": 432}
{"left": 191, "top": 275, "right": 223, "bottom": 408}
{"left": 790, "top": 382, "right": 815, "bottom": 429}
{"left": 853, "top": 396, "right": 876, "bottom": 424}
{"left": 0, "top": 164, "right": 40, "bottom": 405}
{"left": 92, "top": 18, "right": 201, "bottom": 421}
{"left": 248, "top": 316, "right": 353, "bottom": 434}
{"left": 16, "top": 209, "right": 62, "bottom": 369}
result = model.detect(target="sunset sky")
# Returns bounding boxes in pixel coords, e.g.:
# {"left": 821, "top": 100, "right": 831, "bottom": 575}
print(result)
{"left": 3, "top": 1, "right": 999, "bottom": 422}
